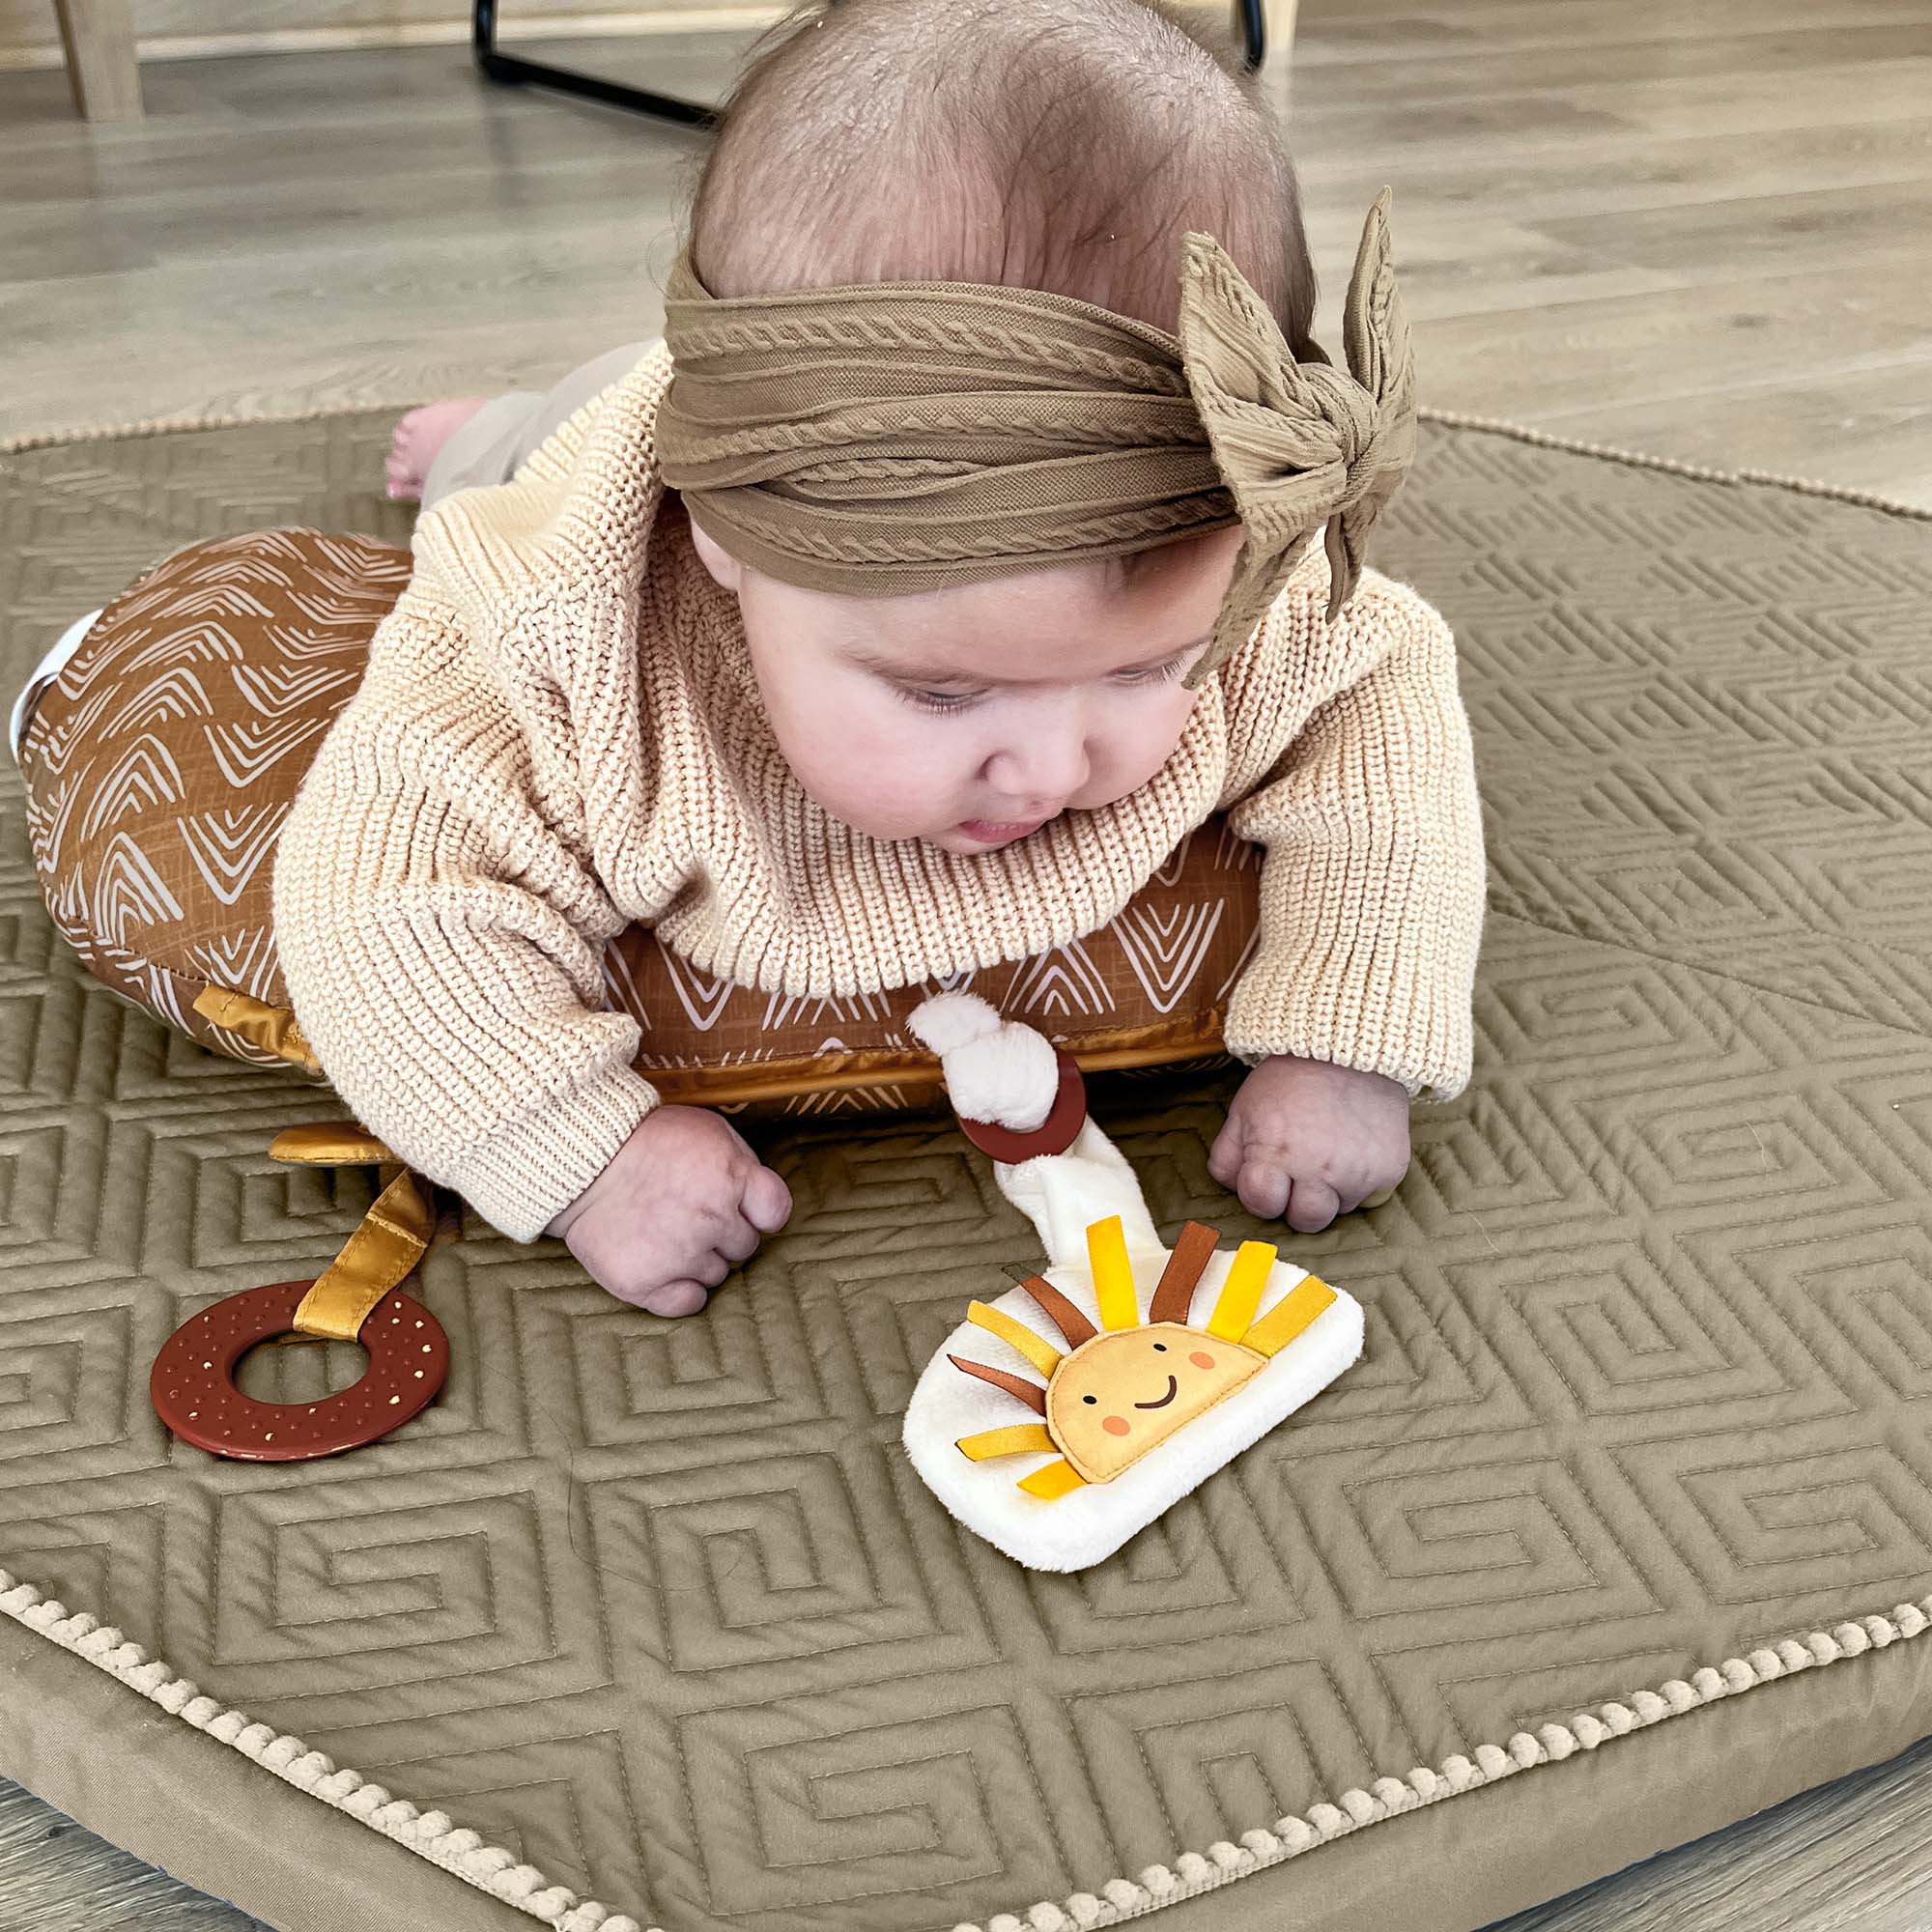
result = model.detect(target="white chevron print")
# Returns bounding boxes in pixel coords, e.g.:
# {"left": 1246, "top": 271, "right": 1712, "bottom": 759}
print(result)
{"left": 1214, "top": 820, "right": 1264, "bottom": 870}
{"left": 1006, "top": 939, "right": 1115, "bottom": 1018}
{"left": 32, "top": 682, "right": 118, "bottom": 769}
{"left": 655, "top": 940, "right": 735, "bottom": 1032}
{"left": 116, "top": 619, "right": 249, "bottom": 678}
{"left": 135, "top": 586, "right": 274, "bottom": 625}
{"left": 1152, "top": 830, "right": 1193, "bottom": 888}
{"left": 92, "top": 833, "right": 185, "bottom": 946}
{"left": 184, "top": 926, "right": 280, "bottom": 1003}
{"left": 762, "top": 986, "right": 892, "bottom": 1030}
{"left": 1112, "top": 898, "right": 1225, "bottom": 1013}
{"left": 79, "top": 736, "right": 187, "bottom": 842}
{"left": 228, "top": 660, "right": 360, "bottom": 720}
{"left": 178, "top": 804, "right": 290, "bottom": 907}
{"left": 204, "top": 716, "right": 330, "bottom": 789}
{"left": 29, "top": 771, "right": 83, "bottom": 873}
{"left": 601, "top": 946, "right": 651, "bottom": 1029}
{"left": 100, "top": 666, "right": 215, "bottom": 739}
{"left": 1215, "top": 919, "right": 1263, "bottom": 1001}
{"left": 288, "top": 587, "right": 396, "bottom": 627}
{"left": 21, "top": 525, "right": 1262, "bottom": 1113}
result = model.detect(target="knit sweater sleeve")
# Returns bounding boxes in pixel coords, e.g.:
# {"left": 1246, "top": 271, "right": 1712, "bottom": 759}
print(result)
{"left": 270, "top": 594, "right": 661, "bottom": 1243}
{"left": 1216, "top": 571, "right": 1486, "bottom": 1100}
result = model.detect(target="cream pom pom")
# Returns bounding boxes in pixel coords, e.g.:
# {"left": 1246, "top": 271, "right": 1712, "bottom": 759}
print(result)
{"left": 907, "top": 992, "right": 1059, "bottom": 1131}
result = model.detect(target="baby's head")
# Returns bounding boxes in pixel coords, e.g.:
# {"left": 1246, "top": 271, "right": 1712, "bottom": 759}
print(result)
{"left": 668, "top": 0, "right": 1317, "bottom": 853}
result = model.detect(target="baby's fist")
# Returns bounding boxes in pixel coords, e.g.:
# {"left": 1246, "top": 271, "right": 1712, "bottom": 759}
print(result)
{"left": 1209, "top": 1055, "right": 1409, "bottom": 1234}
{"left": 545, "top": 1105, "right": 791, "bottom": 1316}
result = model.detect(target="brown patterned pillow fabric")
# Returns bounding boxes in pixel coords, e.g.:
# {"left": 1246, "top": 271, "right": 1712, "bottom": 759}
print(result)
{"left": 19, "top": 529, "right": 1262, "bottom": 1122}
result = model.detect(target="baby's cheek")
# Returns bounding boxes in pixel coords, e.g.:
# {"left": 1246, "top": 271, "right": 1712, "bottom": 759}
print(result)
{"left": 782, "top": 705, "right": 963, "bottom": 838}
{"left": 1072, "top": 692, "right": 1198, "bottom": 810}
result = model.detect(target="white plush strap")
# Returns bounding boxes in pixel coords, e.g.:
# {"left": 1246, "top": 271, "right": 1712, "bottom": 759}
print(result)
{"left": 992, "top": 1120, "right": 1162, "bottom": 1276}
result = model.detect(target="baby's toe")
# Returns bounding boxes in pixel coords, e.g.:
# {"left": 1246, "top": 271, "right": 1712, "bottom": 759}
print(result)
{"left": 384, "top": 399, "right": 488, "bottom": 502}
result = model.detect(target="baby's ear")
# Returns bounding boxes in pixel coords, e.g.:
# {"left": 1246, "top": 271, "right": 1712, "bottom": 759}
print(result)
{"left": 683, "top": 511, "right": 746, "bottom": 592}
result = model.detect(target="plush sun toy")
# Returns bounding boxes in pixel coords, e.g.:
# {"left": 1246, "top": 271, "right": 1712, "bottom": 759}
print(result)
{"left": 901, "top": 994, "right": 1365, "bottom": 1572}
{"left": 951, "top": 1212, "right": 1339, "bottom": 1496}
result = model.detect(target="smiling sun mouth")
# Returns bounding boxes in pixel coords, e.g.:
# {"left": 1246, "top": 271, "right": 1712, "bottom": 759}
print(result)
{"left": 1133, "top": 1375, "right": 1179, "bottom": 1410}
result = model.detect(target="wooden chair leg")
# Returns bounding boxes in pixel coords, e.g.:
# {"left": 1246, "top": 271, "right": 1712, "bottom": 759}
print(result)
{"left": 1264, "top": 0, "right": 1299, "bottom": 58}
{"left": 52, "top": 0, "right": 145, "bottom": 123}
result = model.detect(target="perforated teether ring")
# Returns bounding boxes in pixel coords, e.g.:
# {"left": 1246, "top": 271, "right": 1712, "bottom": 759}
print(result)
{"left": 151, "top": 1280, "right": 448, "bottom": 1461}
{"left": 149, "top": 1130, "right": 444, "bottom": 1461}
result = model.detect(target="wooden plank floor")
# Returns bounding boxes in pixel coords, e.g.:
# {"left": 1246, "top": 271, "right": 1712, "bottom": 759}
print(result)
{"left": 2, "top": 0, "right": 1928, "bottom": 497}
{"left": 3, "top": 4, "right": 1931, "bottom": 1929}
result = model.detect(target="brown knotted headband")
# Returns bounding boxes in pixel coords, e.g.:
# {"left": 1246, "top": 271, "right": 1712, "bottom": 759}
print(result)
{"left": 654, "top": 187, "right": 1415, "bottom": 684}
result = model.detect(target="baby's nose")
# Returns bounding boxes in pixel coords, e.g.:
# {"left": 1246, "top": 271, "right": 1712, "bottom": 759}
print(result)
{"left": 985, "top": 720, "right": 1092, "bottom": 804}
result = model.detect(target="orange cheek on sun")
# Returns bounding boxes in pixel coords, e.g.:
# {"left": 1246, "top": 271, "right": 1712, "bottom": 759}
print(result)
{"left": 1046, "top": 1324, "right": 1264, "bottom": 1482}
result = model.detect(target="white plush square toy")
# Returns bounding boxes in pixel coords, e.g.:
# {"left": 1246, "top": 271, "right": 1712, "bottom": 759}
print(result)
{"left": 900, "top": 995, "right": 1365, "bottom": 1574}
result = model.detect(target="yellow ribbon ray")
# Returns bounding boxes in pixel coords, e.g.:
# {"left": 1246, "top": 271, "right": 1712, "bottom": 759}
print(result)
{"left": 1017, "top": 1459, "right": 1088, "bottom": 1500}
{"left": 966, "top": 1301, "right": 1064, "bottom": 1379}
{"left": 1086, "top": 1215, "right": 1139, "bottom": 1332}
{"left": 193, "top": 985, "right": 324, "bottom": 1076}
{"left": 1241, "top": 1275, "right": 1338, "bottom": 1358}
{"left": 1206, "top": 1240, "right": 1277, "bottom": 1342}
{"left": 956, "top": 1423, "right": 1057, "bottom": 1462}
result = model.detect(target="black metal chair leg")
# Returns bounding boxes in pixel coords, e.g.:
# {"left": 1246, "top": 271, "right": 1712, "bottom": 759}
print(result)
{"left": 472, "top": 0, "right": 720, "bottom": 128}
{"left": 472, "top": 0, "right": 1265, "bottom": 126}
{"left": 1236, "top": 0, "right": 1265, "bottom": 71}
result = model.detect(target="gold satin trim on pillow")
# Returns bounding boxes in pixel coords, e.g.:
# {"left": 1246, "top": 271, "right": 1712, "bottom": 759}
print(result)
{"left": 191, "top": 985, "right": 324, "bottom": 1076}
{"left": 266, "top": 1124, "right": 437, "bottom": 1343}
{"left": 656, "top": 189, "right": 1415, "bottom": 680}
{"left": 641, "top": 1009, "right": 1235, "bottom": 1108}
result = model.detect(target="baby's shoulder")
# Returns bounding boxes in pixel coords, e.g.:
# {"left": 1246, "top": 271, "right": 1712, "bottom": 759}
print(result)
{"left": 1272, "top": 557, "right": 1450, "bottom": 642}
{"left": 1226, "top": 558, "right": 1449, "bottom": 694}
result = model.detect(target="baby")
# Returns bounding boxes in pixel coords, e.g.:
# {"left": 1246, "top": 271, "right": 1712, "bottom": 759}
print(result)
{"left": 276, "top": 0, "right": 1484, "bottom": 1319}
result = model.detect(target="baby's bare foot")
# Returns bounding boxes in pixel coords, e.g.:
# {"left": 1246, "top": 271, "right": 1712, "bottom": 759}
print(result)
{"left": 385, "top": 398, "right": 489, "bottom": 501}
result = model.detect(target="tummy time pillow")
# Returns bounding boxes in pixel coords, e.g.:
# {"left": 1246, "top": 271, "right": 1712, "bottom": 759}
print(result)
{"left": 18, "top": 528, "right": 1264, "bottom": 1125}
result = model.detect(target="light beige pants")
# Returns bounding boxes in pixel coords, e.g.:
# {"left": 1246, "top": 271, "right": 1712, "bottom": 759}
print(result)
{"left": 14, "top": 339, "right": 665, "bottom": 767}
{"left": 420, "top": 338, "right": 662, "bottom": 508}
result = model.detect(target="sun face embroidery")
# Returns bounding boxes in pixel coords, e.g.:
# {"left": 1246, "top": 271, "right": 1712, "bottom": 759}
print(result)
{"left": 950, "top": 1215, "right": 1338, "bottom": 1499}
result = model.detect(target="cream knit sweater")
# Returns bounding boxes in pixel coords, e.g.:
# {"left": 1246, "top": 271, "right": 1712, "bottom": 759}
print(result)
{"left": 270, "top": 345, "right": 1485, "bottom": 1243}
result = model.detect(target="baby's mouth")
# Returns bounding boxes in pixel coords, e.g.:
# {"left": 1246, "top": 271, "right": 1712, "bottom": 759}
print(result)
{"left": 955, "top": 813, "right": 1053, "bottom": 845}
{"left": 1133, "top": 1375, "right": 1179, "bottom": 1410}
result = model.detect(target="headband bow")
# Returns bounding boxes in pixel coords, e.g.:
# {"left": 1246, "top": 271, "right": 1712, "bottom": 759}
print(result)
{"left": 1179, "top": 186, "right": 1416, "bottom": 672}
{"left": 654, "top": 189, "right": 1415, "bottom": 685}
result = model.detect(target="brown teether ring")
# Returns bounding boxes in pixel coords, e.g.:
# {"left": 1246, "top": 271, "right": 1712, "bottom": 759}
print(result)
{"left": 958, "top": 1048, "right": 1088, "bottom": 1163}
{"left": 151, "top": 1280, "right": 449, "bottom": 1462}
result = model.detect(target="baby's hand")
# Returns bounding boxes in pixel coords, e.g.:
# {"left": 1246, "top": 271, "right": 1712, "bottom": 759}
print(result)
{"left": 545, "top": 1106, "right": 792, "bottom": 1316}
{"left": 1208, "top": 1055, "right": 1409, "bottom": 1234}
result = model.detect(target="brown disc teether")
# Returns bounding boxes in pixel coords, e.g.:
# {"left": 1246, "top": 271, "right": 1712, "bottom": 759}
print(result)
{"left": 958, "top": 1048, "right": 1088, "bottom": 1162}
{"left": 151, "top": 1280, "right": 449, "bottom": 1462}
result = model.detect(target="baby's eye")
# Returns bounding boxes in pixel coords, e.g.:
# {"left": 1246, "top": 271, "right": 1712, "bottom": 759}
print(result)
{"left": 1151, "top": 1342, "right": 1168, "bottom": 1351}
{"left": 894, "top": 684, "right": 985, "bottom": 716}
{"left": 1112, "top": 653, "right": 1190, "bottom": 689}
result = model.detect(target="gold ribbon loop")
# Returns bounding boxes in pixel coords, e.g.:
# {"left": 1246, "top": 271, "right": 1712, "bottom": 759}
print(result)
{"left": 266, "top": 1122, "right": 437, "bottom": 1342}
{"left": 270, "top": 1122, "right": 401, "bottom": 1166}
{"left": 292, "top": 1166, "right": 437, "bottom": 1343}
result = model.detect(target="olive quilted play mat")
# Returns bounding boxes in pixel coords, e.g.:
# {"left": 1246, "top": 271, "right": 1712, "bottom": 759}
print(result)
{"left": 2, "top": 411, "right": 1929, "bottom": 1932}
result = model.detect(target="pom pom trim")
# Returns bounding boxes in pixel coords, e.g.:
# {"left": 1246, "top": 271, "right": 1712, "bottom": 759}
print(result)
{"left": 4, "top": 1560, "right": 1925, "bottom": 1932}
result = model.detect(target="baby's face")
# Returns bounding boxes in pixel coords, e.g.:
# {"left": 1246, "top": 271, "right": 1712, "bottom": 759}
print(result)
{"left": 688, "top": 513, "right": 1247, "bottom": 850}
